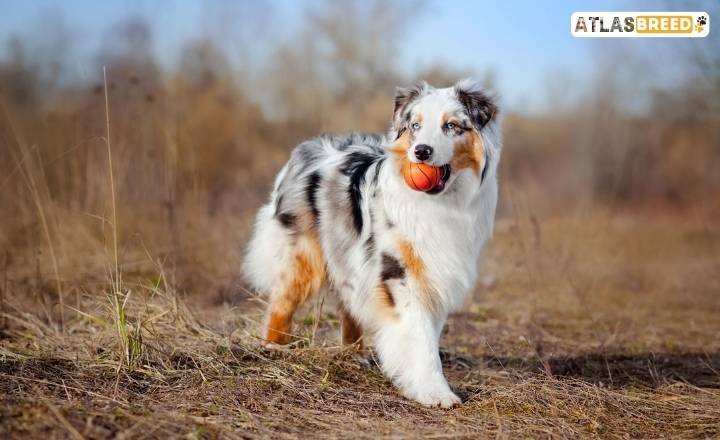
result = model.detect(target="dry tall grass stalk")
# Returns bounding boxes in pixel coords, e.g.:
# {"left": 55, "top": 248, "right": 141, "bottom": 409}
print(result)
{"left": 102, "top": 66, "right": 121, "bottom": 299}
{"left": 6, "top": 121, "right": 65, "bottom": 332}
{"left": 99, "top": 66, "right": 143, "bottom": 372}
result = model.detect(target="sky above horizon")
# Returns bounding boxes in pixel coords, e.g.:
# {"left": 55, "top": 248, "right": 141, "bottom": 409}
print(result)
{"left": 0, "top": 0, "right": 715, "bottom": 113}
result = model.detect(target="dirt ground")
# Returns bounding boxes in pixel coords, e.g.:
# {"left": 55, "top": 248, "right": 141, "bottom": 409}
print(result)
{"left": 1, "top": 213, "right": 719, "bottom": 439}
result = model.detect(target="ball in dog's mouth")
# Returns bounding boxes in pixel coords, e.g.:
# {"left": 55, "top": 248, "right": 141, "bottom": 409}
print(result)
{"left": 425, "top": 164, "right": 451, "bottom": 195}
{"left": 402, "top": 162, "right": 452, "bottom": 194}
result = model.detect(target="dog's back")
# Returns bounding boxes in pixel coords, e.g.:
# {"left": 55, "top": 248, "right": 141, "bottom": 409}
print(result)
{"left": 242, "top": 133, "right": 386, "bottom": 343}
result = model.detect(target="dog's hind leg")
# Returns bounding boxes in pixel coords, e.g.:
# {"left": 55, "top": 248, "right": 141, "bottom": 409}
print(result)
{"left": 264, "top": 231, "right": 326, "bottom": 345}
{"left": 243, "top": 201, "right": 326, "bottom": 346}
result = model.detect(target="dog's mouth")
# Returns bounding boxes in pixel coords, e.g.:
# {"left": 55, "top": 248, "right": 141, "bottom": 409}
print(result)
{"left": 426, "top": 164, "right": 451, "bottom": 195}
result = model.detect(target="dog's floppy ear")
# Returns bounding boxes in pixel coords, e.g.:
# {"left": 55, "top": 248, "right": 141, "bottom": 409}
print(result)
{"left": 392, "top": 82, "right": 427, "bottom": 134}
{"left": 455, "top": 79, "right": 497, "bottom": 130}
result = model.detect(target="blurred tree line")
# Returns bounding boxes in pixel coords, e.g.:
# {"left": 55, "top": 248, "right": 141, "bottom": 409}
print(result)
{"left": 0, "top": 0, "right": 718, "bottom": 288}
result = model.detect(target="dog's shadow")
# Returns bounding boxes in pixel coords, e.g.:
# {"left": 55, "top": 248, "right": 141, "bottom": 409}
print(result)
{"left": 441, "top": 350, "right": 720, "bottom": 389}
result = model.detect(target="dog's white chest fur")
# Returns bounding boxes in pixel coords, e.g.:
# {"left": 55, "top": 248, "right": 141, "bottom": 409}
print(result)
{"left": 378, "top": 165, "right": 498, "bottom": 313}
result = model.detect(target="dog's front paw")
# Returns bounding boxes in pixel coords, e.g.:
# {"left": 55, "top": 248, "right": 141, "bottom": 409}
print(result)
{"left": 261, "top": 340, "right": 291, "bottom": 350}
{"left": 406, "top": 386, "right": 461, "bottom": 408}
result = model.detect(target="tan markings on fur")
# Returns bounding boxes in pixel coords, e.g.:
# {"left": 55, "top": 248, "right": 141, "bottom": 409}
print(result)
{"left": 441, "top": 112, "right": 464, "bottom": 129}
{"left": 398, "top": 239, "right": 424, "bottom": 280}
{"left": 398, "top": 239, "right": 441, "bottom": 313}
{"left": 265, "top": 231, "right": 326, "bottom": 344}
{"left": 298, "top": 208, "right": 319, "bottom": 232}
{"left": 390, "top": 115, "right": 421, "bottom": 156}
{"left": 379, "top": 282, "right": 396, "bottom": 308}
{"left": 266, "top": 308, "right": 293, "bottom": 344}
{"left": 389, "top": 128, "right": 411, "bottom": 157}
{"left": 389, "top": 129, "right": 412, "bottom": 178}
{"left": 374, "top": 283, "right": 400, "bottom": 320}
{"left": 338, "top": 304, "right": 363, "bottom": 348}
{"left": 451, "top": 130, "right": 485, "bottom": 175}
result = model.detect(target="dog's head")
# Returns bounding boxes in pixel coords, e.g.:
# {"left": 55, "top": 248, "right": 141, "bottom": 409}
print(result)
{"left": 389, "top": 79, "right": 498, "bottom": 194}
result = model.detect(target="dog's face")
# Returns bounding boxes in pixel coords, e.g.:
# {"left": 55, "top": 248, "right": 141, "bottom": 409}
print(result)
{"left": 391, "top": 80, "right": 497, "bottom": 194}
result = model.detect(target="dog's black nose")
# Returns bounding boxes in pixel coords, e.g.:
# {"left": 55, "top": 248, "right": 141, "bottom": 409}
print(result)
{"left": 414, "top": 144, "right": 433, "bottom": 161}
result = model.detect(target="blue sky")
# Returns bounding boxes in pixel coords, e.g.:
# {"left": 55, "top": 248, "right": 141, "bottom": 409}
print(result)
{"left": 0, "top": 0, "right": 715, "bottom": 112}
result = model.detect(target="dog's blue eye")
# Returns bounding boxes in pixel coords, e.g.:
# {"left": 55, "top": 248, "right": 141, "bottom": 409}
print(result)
{"left": 411, "top": 122, "right": 421, "bottom": 131}
{"left": 446, "top": 122, "right": 456, "bottom": 130}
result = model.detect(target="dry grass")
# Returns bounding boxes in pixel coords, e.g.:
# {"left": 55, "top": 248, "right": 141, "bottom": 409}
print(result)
{"left": 1, "top": 213, "right": 719, "bottom": 439}
{"left": 1, "top": 3, "right": 719, "bottom": 437}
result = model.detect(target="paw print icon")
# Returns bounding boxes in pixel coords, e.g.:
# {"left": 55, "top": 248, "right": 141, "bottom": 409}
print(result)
{"left": 695, "top": 15, "right": 707, "bottom": 33}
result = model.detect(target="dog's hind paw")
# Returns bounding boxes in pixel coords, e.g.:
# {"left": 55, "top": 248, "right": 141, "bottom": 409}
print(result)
{"left": 353, "top": 352, "right": 374, "bottom": 369}
{"left": 261, "top": 341, "right": 291, "bottom": 350}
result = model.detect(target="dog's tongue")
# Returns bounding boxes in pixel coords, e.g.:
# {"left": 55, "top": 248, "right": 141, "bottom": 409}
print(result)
{"left": 430, "top": 179, "right": 445, "bottom": 192}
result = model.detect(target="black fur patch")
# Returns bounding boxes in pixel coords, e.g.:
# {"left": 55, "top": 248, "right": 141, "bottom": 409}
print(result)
{"left": 456, "top": 86, "right": 497, "bottom": 129}
{"left": 365, "top": 233, "right": 375, "bottom": 256}
{"left": 381, "top": 253, "right": 405, "bottom": 281}
{"left": 481, "top": 153, "right": 489, "bottom": 184}
{"left": 305, "top": 172, "right": 322, "bottom": 221}
{"left": 341, "top": 152, "right": 378, "bottom": 234}
{"left": 372, "top": 157, "right": 385, "bottom": 185}
{"left": 393, "top": 83, "right": 425, "bottom": 128}
{"left": 277, "top": 212, "right": 297, "bottom": 229}
{"left": 275, "top": 194, "right": 284, "bottom": 214}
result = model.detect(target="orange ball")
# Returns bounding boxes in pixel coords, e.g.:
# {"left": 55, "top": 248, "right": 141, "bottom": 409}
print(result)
{"left": 403, "top": 162, "right": 442, "bottom": 192}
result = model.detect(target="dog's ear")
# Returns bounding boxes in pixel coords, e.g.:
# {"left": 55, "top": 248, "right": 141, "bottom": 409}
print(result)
{"left": 392, "top": 82, "right": 427, "bottom": 133}
{"left": 455, "top": 79, "right": 497, "bottom": 130}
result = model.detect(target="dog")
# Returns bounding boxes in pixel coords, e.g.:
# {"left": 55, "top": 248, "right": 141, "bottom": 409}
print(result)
{"left": 243, "top": 79, "right": 501, "bottom": 407}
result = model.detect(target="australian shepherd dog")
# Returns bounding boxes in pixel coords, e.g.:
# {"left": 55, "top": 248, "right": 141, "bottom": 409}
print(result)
{"left": 243, "top": 79, "right": 501, "bottom": 407}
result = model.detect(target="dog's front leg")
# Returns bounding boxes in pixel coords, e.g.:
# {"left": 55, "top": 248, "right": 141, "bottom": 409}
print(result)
{"left": 374, "top": 309, "right": 460, "bottom": 408}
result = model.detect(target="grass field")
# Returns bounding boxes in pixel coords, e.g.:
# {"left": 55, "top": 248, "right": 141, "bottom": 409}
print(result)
{"left": 2, "top": 211, "right": 718, "bottom": 439}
